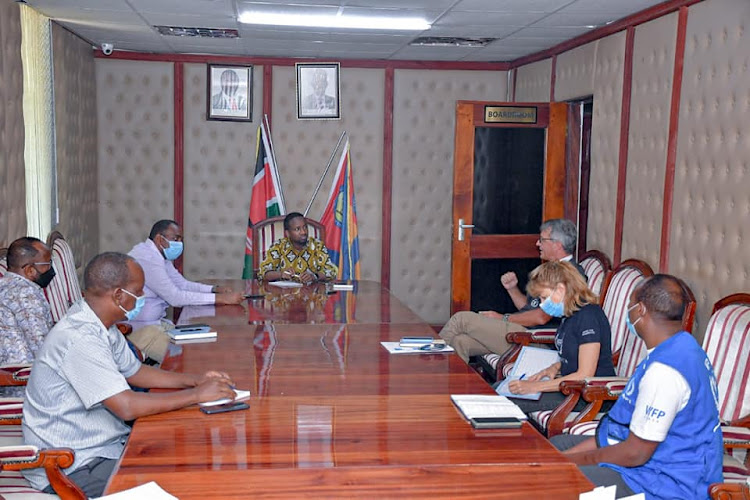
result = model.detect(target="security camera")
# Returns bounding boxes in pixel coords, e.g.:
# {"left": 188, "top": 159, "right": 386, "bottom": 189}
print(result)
{"left": 101, "top": 43, "right": 114, "bottom": 56}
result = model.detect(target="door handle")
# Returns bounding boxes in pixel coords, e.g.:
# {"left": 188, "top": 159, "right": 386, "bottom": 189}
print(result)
{"left": 457, "top": 218, "right": 475, "bottom": 242}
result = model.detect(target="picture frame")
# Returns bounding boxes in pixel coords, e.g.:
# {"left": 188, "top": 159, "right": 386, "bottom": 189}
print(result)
{"left": 296, "top": 62, "right": 341, "bottom": 120}
{"left": 207, "top": 64, "right": 252, "bottom": 121}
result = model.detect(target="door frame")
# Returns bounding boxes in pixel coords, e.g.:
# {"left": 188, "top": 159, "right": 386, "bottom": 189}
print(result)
{"left": 450, "top": 101, "right": 567, "bottom": 314}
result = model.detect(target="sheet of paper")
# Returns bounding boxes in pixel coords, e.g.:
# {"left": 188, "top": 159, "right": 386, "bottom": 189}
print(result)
{"left": 579, "top": 485, "right": 617, "bottom": 500}
{"left": 199, "top": 388, "right": 251, "bottom": 407}
{"left": 96, "top": 481, "right": 178, "bottom": 499}
{"left": 450, "top": 395, "right": 527, "bottom": 420}
{"left": 510, "top": 345, "right": 561, "bottom": 379}
{"left": 268, "top": 280, "right": 303, "bottom": 288}
{"left": 380, "top": 341, "right": 454, "bottom": 354}
{"left": 494, "top": 375, "right": 544, "bottom": 401}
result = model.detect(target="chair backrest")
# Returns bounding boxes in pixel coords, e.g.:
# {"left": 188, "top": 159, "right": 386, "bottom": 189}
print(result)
{"left": 600, "top": 259, "right": 654, "bottom": 369}
{"left": 580, "top": 250, "right": 612, "bottom": 297}
{"left": 703, "top": 293, "right": 750, "bottom": 423}
{"left": 252, "top": 216, "right": 326, "bottom": 275}
{"left": 0, "top": 248, "right": 7, "bottom": 277}
{"left": 47, "top": 231, "right": 82, "bottom": 303}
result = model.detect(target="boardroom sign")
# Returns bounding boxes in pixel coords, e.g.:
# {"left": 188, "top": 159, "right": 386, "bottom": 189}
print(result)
{"left": 484, "top": 106, "right": 537, "bottom": 124}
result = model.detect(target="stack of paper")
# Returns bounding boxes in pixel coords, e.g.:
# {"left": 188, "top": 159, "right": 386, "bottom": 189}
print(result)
{"left": 268, "top": 280, "right": 303, "bottom": 288}
{"left": 450, "top": 394, "right": 527, "bottom": 421}
{"left": 199, "top": 388, "right": 251, "bottom": 407}
{"left": 380, "top": 342, "right": 454, "bottom": 354}
{"left": 494, "top": 346, "right": 560, "bottom": 400}
{"left": 95, "top": 481, "right": 178, "bottom": 499}
{"left": 166, "top": 328, "right": 217, "bottom": 342}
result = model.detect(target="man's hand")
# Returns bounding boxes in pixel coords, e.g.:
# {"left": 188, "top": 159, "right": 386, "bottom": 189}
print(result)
{"left": 299, "top": 270, "right": 317, "bottom": 285}
{"left": 479, "top": 311, "right": 503, "bottom": 320}
{"left": 193, "top": 370, "right": 233, "bottom": 386}
{"left": 500, "top": 272, "right": 519, "bottom": 290}
{"left": 212, "top": 285, "right": 232, "bottom": 294}
{"left": 281, "top": 268, "right": 297, "bottom": 280}
{"left": 195, "top": 377, "right": 236, "bottom": 404}
{"left": 216, "top": 291, "right": 243, "bottom": 305}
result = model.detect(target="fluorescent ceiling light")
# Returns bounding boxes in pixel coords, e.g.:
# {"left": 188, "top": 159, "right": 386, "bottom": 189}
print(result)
{"left": 238, "top": 11, "right": 430, "bottom": 31}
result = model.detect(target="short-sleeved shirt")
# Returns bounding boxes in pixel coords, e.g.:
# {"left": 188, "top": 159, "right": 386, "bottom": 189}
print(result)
{"left": 258, "top": 237, "right": 338, "bottom": 281}
{"left": 629, "top": 360, "right": 690, "bottom": 442}
{"left": 0, "top": 272, "right": 53, "bottom": 365}
{"left": 21, "top": 300, "right": 141, "bottom": 491}
{"left": 555, "top": 303, "right": 615, "bottom": 377}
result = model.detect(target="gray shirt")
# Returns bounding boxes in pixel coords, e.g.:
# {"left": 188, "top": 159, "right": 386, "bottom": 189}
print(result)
{"left": 21, "top": 300, "right": 141, "bottom": 491}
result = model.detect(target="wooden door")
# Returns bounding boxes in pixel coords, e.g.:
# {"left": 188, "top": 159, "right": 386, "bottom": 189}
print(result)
{"left": 450, "top": 101, "right": 567, "bottom": 314}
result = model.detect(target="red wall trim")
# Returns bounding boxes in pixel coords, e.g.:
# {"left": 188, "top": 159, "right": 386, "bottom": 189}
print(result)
{"left": 95, "top": 50, "right": 510, "bottom": 71}
{"left": 613, "top": 27, "right": 635, "bottom": 266}
{"left": 381, "top": 67, "right": 394, "bottom": 289}
{"left": 262, "top": 65, "right": 273, "bottom": 128}
{"left": 511, "top": 0, "right": 703, "bottom": 68}
{"left": 550, "top": 55, "right": 557, "bottom": 101}
{"left": 659, "top": 6, "right": 689, "bottom": 272}
{"left": 173, "top": 62, "right": 185, "bottom": 272}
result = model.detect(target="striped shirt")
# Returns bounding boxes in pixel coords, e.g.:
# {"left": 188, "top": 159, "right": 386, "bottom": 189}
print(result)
{"left": 21, "top": 300, "right": 141, "bottom": 491}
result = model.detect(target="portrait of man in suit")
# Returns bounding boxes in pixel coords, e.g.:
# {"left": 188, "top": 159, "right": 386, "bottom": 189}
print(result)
{"left": 208, "top": 65, "right": 252, "bottom": 121}
{"left": 297, "top": 63, "right": 340, "bottom": 119}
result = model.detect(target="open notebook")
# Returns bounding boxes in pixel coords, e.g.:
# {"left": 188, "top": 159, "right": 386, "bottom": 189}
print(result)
{"left": 494, "top": 346, "right": 560, "bottom": 400}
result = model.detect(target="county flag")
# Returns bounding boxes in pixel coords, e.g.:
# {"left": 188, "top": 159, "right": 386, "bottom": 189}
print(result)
{"left": 320, "top": 140, "right": 360, "bottom": 280}
{"left": 242, "top": 123, "right": 285, "bottom": 279}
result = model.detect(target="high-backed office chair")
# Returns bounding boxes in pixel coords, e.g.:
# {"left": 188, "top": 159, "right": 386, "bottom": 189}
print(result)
{"left": 0, "top": 248, "right": 7, "bottom": 277}
{"left": 579, "top": 250, "right": 612, "bottom": 296}
{"left": 252, "top": 216, "right": 325, "bottom": 278}
{"left": 47, "top": 232, "right": 82, "bottom": 304}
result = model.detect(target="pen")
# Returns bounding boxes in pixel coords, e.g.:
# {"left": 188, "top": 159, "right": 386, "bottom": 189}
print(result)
{"left": 519, "top": 374, "right": 526, "bottom": 380}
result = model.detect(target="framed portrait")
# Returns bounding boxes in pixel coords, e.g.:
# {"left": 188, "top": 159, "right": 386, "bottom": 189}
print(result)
{"left": 296, "top": 62, "right": 341, "bottom": 120}
{"left": 207, "top": 64, "right": 252, "bottom": 121}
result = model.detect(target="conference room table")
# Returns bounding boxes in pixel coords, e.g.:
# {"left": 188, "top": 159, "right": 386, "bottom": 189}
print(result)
{"left": 105, "top": 280, "right": 593, "bottom": 498}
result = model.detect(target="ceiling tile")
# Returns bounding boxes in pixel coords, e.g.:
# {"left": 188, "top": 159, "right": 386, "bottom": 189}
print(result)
{"left": 453, "top": 0, "right": 572, "bottom": 12}
{"left": 435, "top": 11, "right": 549, "bottom": 27}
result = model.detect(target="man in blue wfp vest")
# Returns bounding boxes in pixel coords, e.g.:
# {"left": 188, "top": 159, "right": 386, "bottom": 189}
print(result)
{"left": 551, "top": 274, "right": 723, "bottom": 499}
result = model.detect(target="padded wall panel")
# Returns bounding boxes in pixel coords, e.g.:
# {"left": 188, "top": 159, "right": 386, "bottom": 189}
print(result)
{"left": 555, "top": 40, "right": 596, "bottom": 101}
{"left": 52, "top": 24, "right": 99, "bottom": 268}
{"left": 587, "top": 32, "right": 626, "bottom": 259}
{"left": 271, "top": 66, "right": 384, "bottom": 282}
{"left": 621, "top": 13, "right": 678, "bottom": 266}
{"left": 669, "top": 0, "right": 750, "bottom": 336}
{"left": 0, "top": 0, "right": 26, "bottom": 245}
{"left": 392, "top": 69, "right": 507, "bottom": 324}
{"left": 515, "top": 58, "right": 552, "bottom": 102}
{"left": 182, "top": 63, "right": 263, "bottom": 280}
{"left": 96, "top": 60, "right": 174, "bottom": 254}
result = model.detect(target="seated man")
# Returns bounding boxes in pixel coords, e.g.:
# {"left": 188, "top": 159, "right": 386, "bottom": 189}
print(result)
{"left": 258, "top": 212, "right": 338, "bottom": 284}
{"left": 0, "top": 237, "right": 55, "bottom": 376}
{"left": 127, "top": 219, "right": 244, "bottom": 362}
{"left": 439, "top": 219, "right": 586, "bottom": 363}
{"left": 551, "top": 275, "right": 722, "bottom": 499}
{"left": 22, "top": 252, "right": 237, "bottom": 498}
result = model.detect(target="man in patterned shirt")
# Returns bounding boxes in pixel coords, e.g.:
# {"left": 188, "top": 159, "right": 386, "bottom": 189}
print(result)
{"left": 259, "top": 212, "right": 338, "bottom": 284}
{"left": 0, "top": 237, "right": 55, "bottom": 368}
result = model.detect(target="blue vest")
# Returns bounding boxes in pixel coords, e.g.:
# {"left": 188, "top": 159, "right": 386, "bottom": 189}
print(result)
{"left": 596, "top": 331, "right": 723, "bottom": 500}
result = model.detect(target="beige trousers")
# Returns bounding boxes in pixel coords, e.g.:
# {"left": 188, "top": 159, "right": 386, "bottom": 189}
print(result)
{"left": 438, "top": 311, "right": 526, "bottom": 363}
{"left": 127, "top": 324, "right": 170, "bottom": 364}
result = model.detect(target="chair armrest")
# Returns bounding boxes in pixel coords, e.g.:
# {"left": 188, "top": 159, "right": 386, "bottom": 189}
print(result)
{"left": 708, "top": 482, "right": 750, "bottom": 500}
{"left": 545, "top": 380, "right": 584, "bottom": 437}
{"left": 0, "top": 397, "right": 24, "bottom": 425}
{"left": 116, "top": 322, "right": 133, "bottom": 335}
{"left": 0, "top": 445, "right": 86, "bottom": 500}
{"left": 495, "top": 329, "right": 558, "bottom": 381}
{"left": 0, "top": 363, "right": 32, "bottom": 386}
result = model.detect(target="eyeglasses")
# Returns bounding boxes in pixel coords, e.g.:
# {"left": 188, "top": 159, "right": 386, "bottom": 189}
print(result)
{"left": 537, "top": 237, "right": 556, "bottom": 243}
{"left": 24, "top": 261, "right": 52, "bottom": 269}
{"left": 419, "top": 341, "right": 447, "bottom": 351}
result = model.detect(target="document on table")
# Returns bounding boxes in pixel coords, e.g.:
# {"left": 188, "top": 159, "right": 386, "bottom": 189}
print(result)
{"left": 579, "top": 485, "right": 645, "bottom": 500}
{"left": 268, "top": 280, "right": 303, "bottom": 288}
{"left": 380, "top": 342, "right": 455, "bottom": 354}
{"left": 95, "top": 481, "right": 178, "bottom": 499}
{"left": 199, "top": 388, "right": 251, "bottom": 407}
{"left": 494, "top": 346, "right": 560, "bottom": 400}
{"left": 450, "top": 394, "right": 527, "bottom": 420}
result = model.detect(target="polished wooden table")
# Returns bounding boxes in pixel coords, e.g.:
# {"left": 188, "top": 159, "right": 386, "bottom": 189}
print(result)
{"left": 106, "top": 281, "right": 592, "bottom": 498}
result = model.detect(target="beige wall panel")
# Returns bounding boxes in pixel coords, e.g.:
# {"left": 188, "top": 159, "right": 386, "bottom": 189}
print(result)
{"left": 621, "top": 13, "right": 678, "bottom": 266}
{"left": 555, "top": 40, "right": 596, "bottom": 101}
{"left": 52, "top": 24, "right": 98, "bottom": 268}
{"left": 0, "top": 0, "right": 26, "bottom": 245}
{"left": 515, "top": 58, "right": 551, "bottom": 102}
{"left": 96, "top": 60, "right": 174, "bottom": 254}
{"left": 669, "top": 0, "right": 750, "bottom": 337}
{"left": 182, "top": 63, "right": 263, "bottom": 280}
{"left": 587, "top": 32, "right": 626, "bottom": 258}
{"left": 391, "top": 69, "right": 507, "bottom": 324}
{"left": 271, "top": 66, "right": 384, "bottom": 282}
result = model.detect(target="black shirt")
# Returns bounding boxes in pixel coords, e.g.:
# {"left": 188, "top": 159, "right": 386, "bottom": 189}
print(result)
{"left": 554, "top": 303, "right": 615, "bottom": 377}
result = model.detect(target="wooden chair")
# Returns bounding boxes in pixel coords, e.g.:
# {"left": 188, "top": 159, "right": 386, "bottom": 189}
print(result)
{"left": 710, "top": 482, "right": 750, "bottom": 500}
{"left": 0, "top": 446, "right": 86, "bottom": 499}
{"left": 579, "top": 249, "right": 612, "bottom": 296}
{"left": 0, "top": 248, "right": 7, "bottom": 277}
{"left": 252, "top": 216, "right": 325, "bottom": 278}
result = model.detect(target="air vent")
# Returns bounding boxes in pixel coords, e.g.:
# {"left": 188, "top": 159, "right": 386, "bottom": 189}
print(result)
{"left": 154, "top": 26, "right": 239, "bottom": 38}
{"left": 410, "top": 36, "right": 496, "bottom": 48}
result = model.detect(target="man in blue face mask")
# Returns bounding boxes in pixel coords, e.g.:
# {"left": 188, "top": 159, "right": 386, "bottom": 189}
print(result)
{"left": 127, "top": 220, "right": 244, "bottom": 363}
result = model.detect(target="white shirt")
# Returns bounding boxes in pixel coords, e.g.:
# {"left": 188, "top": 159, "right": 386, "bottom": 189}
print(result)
{"left": 128, "top": 239, "right": 214, "bottom": 329}
{"left": 629, "top": 360, "right": 691, "bottom": 442}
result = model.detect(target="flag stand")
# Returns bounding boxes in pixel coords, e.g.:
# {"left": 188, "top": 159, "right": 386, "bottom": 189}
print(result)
{"left": 303, "top": 131, "right": 347, "bottom": 217}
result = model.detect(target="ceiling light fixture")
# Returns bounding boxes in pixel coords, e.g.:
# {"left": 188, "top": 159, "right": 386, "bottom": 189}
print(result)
{"left": 238, "top": 11, "right": 430, "bottom": 31}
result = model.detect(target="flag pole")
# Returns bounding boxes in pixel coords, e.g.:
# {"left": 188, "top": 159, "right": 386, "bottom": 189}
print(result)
{"left": 304, "top": 131, "right": 346, "bottom": 217}
{"left": 263, "top": 114, "right": 286, "bottom": 211}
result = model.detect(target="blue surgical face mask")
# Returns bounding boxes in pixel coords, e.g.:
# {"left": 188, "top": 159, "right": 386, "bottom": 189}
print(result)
{"left": 625, "top": 303, "right": 642, "bottom": 336}
{"left": 160, "top": 235, "right": 184, "bottom": 261}
{"left": 119, "top": 288, "right": 146, "bottom": 321}
{"left": 540, "top": 291, "right": 565, "bottom": 317}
